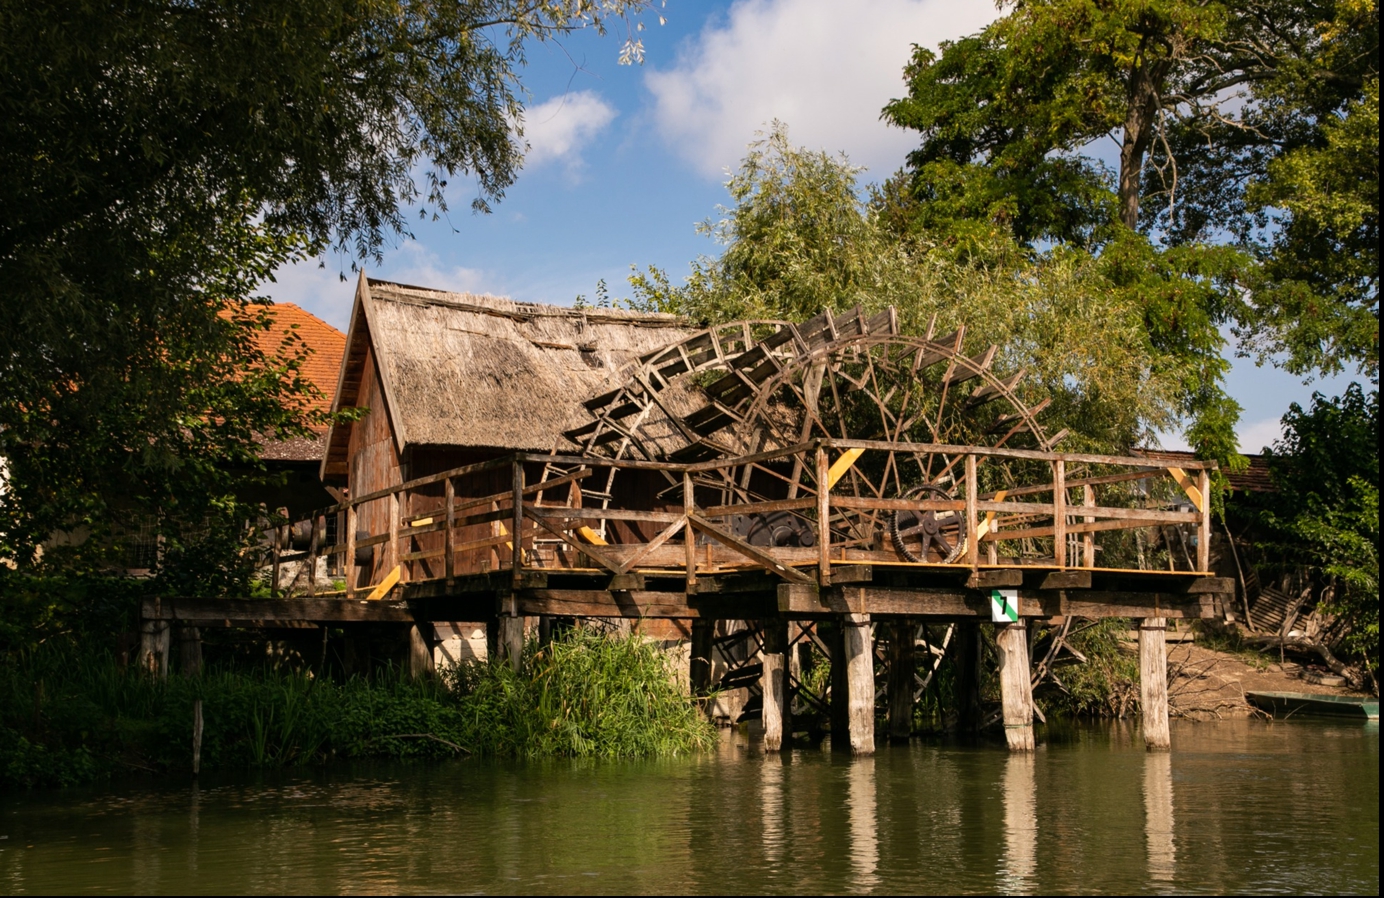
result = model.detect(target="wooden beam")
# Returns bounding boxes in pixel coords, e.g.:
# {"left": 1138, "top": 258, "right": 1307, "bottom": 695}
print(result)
{"left": 687, "top": 513, "right": 815, "bottom": 584}
{"left": 145, "top": 597, "right": 415, "bottom": 625}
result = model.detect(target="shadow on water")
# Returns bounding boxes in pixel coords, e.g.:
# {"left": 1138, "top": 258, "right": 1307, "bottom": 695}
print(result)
{"left": 0, "top": 719, "right": 1376, "bottom": 895}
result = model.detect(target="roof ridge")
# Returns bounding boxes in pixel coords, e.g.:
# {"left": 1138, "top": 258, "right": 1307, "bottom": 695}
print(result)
{"left": 366, "top": 278, "right": 684, "bottom": 326}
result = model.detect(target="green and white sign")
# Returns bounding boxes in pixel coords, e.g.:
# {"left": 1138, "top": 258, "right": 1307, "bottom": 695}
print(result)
{"left": 990, "top": 589, "right": 1019, "bottom": 623}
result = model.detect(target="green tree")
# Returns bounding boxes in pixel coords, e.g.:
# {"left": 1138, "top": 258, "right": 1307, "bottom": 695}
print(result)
{"left": 0, "top": 0, "right": 654, "bottom": 570}
{"left": 628, "top": 125, "right": 1233, "bottom": 454}
{"left": 1257, "top": 385, "right": 1378, "bottom": 685}
{"left": 882, "top": 0, "right": 1378, "bottom": 382}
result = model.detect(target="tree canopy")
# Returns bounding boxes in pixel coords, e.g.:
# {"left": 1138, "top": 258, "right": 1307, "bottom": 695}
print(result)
{"left": 626, "top": 125, "right": 1234, "bottom": 456}
{"left": 881, "top": 0, "right": 1378, "bottom": 381}
{"left": 0, "top": 0, "right": 654, "bottom": 569}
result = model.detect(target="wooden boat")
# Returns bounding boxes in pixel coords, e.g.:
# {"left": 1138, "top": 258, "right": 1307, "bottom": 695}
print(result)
{"left": 1246, "top": 691, "right": 1380, "bottom": 720}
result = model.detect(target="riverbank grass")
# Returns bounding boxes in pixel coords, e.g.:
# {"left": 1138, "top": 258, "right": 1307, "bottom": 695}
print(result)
{"left": 1, "top": 630, "right": 716, "bottom": 789}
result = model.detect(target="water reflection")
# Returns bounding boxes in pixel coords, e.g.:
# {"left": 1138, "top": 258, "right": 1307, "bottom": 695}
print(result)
{"left": 1000, "top": 753, "right": 1037, "bottom": 894}
{"left": 846, "top": 757, "right": 879, "bottom": 893}
{"left": 0, "top": 721, "right": 1376, "bottom": 895}
{"left": 759, "top": 753, "right": 785, "bottom": 863}
{"left": 1144, "top": 751, "right": 1176, "bottom": 882}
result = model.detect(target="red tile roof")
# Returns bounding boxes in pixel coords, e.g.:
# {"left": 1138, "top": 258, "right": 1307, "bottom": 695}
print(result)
{"left": 233, "top": 303, "right": 346, "bottom": 461}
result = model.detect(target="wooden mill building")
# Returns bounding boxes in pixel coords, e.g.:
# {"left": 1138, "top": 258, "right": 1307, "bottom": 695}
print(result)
{"left": 147, "top": 272, "right": 1236, "bottom": 755}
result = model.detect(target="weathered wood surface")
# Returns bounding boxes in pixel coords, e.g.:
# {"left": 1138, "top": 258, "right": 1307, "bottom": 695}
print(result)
{"left": 1140, "top": 618, "right": 1171, "bottom": 750}
{"left": 144, "top": 597, "right": 416, "bottom": 625}
{"left": 762, "top": 620, "right": 790, "bottom": 752}
{"left": 827, "top": 614, "right": 877, "bottom": 755}
{"left": 996, "top": 622, "right": 1035, "bottom": 751}
{"left": 887, "top": 620, "right": 914, "bottom": 741}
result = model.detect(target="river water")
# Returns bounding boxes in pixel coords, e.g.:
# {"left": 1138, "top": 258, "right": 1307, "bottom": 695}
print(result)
{"left": 1, "top": 719, "right": 1376, "bottom": 895}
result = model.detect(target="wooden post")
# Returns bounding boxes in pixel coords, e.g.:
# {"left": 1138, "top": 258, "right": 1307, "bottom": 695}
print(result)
{"left": 270, "top": 519, "right": 282, "bottom": 596}
{"left": 388, "top": 490, "right": 400, "bottom": 580}
{"left": 1197, "top": 469, "right": 1211, "bottom": 572}
{"left": 955, "top": 621, "right": 982, "bottom": 735}
{"left": 408, "top": 623, "right": 434, "bottom": 680}
{"left": 179, "top": 626, "right": 203, "bottom": 676}
{"left": 995, "top": 621, "right": 1035, "bottom": 751}
{"left": 1082, "top": 484, "right": 1095, "bottom": 568}
{"left": 192, "top": 699, "right": 204, "bottom": 777}
{"left": 1053, "top": 459, "right": 1067, "bottom": 569}
{"left": 965, "top": 454, "right": 979, "bottom": 568}
{"left": 761, "top": 619, "right": 790, "bottom": 752}
{"left": 444, "top": 476, "right": 456, "bottom": 584}
{"left": 684, "top": 472, "right": 697, "bottom": 593}
{"left": 816, "top": 447, "right": 831, "bottom": 585}
{"left": 887, "top": 620, "right": 914, "bottom": 741}
{"left": 306, "top": 514, "right": 320, "bottom": 597}
{"left": 499, "top": 615, "right": 524, "bottom": 673}
{"left": 345, "top": 503, "right": 358, "bottom": 599}
{"left": 1139, "top": 618, "right": 1171, "bottom": 750}
{"left": 511, "top": 460, "right": 524, "bottom": 585}
{"left": 831, "top": 614, "right": 875, "bottom": 755}
{"left": 690, "top": 618, "right": 714, "bottom": 699}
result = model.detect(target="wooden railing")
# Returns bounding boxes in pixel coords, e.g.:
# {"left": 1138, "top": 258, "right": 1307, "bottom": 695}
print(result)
{"left": 268, "top": 441, "right": 1216, "bottom": 598}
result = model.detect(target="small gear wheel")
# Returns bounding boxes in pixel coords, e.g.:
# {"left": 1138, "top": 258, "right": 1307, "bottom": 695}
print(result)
{"left": 891, "top": 484, "right": 966, "bottom": 564}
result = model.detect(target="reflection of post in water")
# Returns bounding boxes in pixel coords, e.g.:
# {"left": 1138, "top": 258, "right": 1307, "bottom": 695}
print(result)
{"left": 846, "top": 758, "right": 880, "bottom": 894}
{"left": 760, "top": 752, "right": 786, "bottom": 863}
{"left": 1143, "top": 751, "right": 1176, "bottom": 882}
{"left": 1001, "top": 753, "right": 1037, "bottom": 894}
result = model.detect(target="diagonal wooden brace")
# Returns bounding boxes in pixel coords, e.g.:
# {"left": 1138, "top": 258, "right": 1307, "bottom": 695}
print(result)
{"left": 687, "top": 512, "right": 814, "bottom": 584}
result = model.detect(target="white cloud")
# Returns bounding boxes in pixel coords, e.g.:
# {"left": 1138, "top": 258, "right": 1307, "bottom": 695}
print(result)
{"left": 1236, "top": 416, "right": 1284, "bottom": 455}
{"left": 646, "top": 0, "right": 1001, "bottom": 179}
{"left": 521, "top": 90, "right": 619, "bottom": 175}
{"left": 259, "top": 256, "right": 356, "bottom": 331}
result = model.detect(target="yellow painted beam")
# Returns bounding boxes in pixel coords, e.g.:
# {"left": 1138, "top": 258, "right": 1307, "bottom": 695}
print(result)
{"left": 1166, "top": 467, "right": 1206, "bottom": 513}
{"left": 366, "top": 565, "right": 401, "bottom": 600}
{"left": 575, "top": 525, "right": 608, "bottom": 546}
{"left": 826, "top": 448, "right": 867, "bottom": 489}
{"left": 977, "top": 490, "right": 1008, "bottom": 541}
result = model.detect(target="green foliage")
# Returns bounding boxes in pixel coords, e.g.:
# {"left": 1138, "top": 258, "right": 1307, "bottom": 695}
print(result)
{"left": 0, "top": 0, "right": 655, "bottom": 573}
{"left": 445, "top": 630, "right": 716, "bottom": 759}
{"left": 0, "top": 629, "right": 714, "bottom": 789}
{"left": 1035, "top": 621, "right": 1142, "bottom": 719}
{"left": 628, "top": 125, "right": 1241, "bottom": 458}
{"left": 1244, "top": 78, "right": 1380, "bottom": 379}
{"left": 882, "top": 0, "right": 1378, "bottom": 382}
{"left": 1257, "top": 385, "right": 1379, "bottom": 670}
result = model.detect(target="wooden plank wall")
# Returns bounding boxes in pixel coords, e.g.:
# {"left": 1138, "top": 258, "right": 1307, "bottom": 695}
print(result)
{"left": 347, "top": 346, "right": 402, "bottom": 588}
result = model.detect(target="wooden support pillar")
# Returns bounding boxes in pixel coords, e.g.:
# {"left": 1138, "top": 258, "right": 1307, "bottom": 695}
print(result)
{"left": 831, "top": 614, "right": 875, "bottom": 755}
{"left": 408, "top": 623, "right": 434, "bottom": 680}
{"left": 178, "top": 626, "right": 203, "bottom": 676}
{"left": 954, "top": 622, "right": 982, "bottom": 735}
{"left": 761, "top": 619, "right": 790, "bottom": 752}
{"left": 138, "top": 617, "right": 170, "bottom": 680}
{"left": 498, "top": 615, "right": 525, "bottom": 673}
{"left": 690, "top": 619, "right": 715, "bottom": 698}
{"left": 995, "top": 622, "right": 1035, "bottom": 751}
{"left": 1139, "top": 617, "right": 1171, "bottom": 750}
{"left": 887, "top": 620, "right": 915, "bottom": 741}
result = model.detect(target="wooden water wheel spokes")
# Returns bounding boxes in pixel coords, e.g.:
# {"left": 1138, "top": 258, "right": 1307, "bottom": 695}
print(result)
{"left": 734, "top": 330, "right": 1059, "bottom": 563}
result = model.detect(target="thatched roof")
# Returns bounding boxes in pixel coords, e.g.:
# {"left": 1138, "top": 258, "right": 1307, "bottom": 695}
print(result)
{"left": 321, "top": 275, "right": 696, "bottom": 478}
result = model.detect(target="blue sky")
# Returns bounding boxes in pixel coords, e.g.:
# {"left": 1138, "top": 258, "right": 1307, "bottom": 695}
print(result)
{"left": 264, "top": 0, "right": 1360, "bottom": 455}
